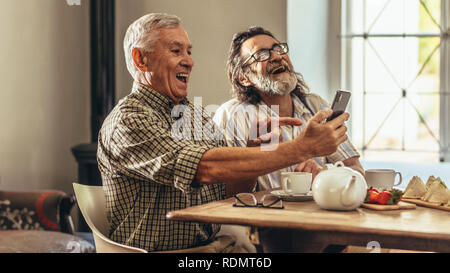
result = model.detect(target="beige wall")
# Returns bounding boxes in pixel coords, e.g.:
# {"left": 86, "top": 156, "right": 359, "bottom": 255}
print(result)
{"left": 0, "top": 0, "right": 90, "bottom": 192}
{"left": 116, "top": 0, "right": 287, "bottom": 107}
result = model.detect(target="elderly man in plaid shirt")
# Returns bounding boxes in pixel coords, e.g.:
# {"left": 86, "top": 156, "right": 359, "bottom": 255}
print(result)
{"left": 97, "top": 13, "right": 350, "bottom": 253}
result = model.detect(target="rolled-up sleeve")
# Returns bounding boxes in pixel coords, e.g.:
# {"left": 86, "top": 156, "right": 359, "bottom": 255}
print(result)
{"left": 327, "top": 139, "right": 360, "bottom": 163}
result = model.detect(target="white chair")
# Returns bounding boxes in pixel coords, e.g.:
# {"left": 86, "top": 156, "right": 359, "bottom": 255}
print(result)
{"left": 72, "top": 183, "right": 147, "bottom": 253}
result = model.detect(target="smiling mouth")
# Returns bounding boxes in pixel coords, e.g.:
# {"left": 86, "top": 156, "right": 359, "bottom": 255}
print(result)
{"left": 270, "top": 66, "right": 287, "bottom": 75}
{"left": 176, "top": 73, "right": 188, "bottom": 83}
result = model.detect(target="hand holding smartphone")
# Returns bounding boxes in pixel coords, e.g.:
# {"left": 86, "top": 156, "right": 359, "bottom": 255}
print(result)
{"left": 326, "top": 90, "right": 351, "bottom": 122}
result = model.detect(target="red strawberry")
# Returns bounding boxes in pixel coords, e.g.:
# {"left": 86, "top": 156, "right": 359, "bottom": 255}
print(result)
{"left": 376, "top": 191, "right": 391, "bottom": 205}
{"left": 367, "top": 187, "right": 379, "bottom": 193}
{"left": 365, "top": 191, "right": 379, "bottom": 203}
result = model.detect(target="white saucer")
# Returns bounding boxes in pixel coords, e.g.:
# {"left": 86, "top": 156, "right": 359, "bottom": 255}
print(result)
{"left": 271, "top": 190, "right": 314, "bottom": 202}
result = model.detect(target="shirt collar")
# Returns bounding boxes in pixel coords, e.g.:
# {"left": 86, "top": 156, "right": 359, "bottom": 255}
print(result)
{"left": 291, "top": 93, "right": 311, "bottom": 116}
{"left": 256, "top": 92, "right": 310, "bottom": 117}
{"left": 131, "top": 81, "right": 188, "bottom": 110}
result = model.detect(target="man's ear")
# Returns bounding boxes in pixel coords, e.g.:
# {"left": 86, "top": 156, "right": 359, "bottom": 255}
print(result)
{"left": 238, "top": 73, "right": 253, "bottom": 87}
{"left": 132, "top": 48, "right": 149, "bottom": 72}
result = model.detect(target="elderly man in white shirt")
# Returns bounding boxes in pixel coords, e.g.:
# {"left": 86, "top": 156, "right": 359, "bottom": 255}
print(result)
{"left": 214, "top": 26, "right": 364, "bottom": 252}
{"left": 214, "top": 26, "right": 364, "bottom": 192}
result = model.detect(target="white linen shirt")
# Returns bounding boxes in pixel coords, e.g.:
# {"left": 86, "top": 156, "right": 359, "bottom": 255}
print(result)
{"left": 213, "top": 92, "right": 360, "bottom": 191}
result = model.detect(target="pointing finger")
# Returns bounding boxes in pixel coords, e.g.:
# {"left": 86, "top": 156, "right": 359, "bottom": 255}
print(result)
{"left": 265, "top": 117, "right": 302, "bottom": 131}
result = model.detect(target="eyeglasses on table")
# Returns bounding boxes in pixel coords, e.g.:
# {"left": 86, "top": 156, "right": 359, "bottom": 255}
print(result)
{"left": 233, "top": 193, "right": 284, "bottom": 209}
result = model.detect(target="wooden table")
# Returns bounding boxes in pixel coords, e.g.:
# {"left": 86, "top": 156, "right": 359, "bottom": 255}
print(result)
{"left": 167, "top": 190, "right": 450, "bottom": 252}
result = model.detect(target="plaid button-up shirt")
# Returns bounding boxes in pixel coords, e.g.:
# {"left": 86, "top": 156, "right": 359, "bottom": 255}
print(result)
{"left": 97, "top": 82, "right": 226, "bottom": 252}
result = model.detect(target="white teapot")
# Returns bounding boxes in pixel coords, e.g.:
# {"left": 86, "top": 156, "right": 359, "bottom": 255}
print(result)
{"left": 312, "top": 161, "right": 367, "bottom": 211}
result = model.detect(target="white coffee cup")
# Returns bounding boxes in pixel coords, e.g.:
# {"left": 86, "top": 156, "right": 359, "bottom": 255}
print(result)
{"left": 281, "top": 172, "right": 312, "bottom": 195}
{"left": 365, "top": 169, "right": 402, "bottom": 190}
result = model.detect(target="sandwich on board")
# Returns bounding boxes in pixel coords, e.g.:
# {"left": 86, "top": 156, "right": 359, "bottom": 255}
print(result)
{"left": 403, "top": 176, "right": 427, "bottom": 199}
{"left": 403, "top": 176, "right": 450, "bottom": 206}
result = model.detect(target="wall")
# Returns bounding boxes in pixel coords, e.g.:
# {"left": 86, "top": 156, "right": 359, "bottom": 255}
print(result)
{"left": 115, "top": 0, "right": 287, "bottom": 107}
{"left": 0, "top": 0, "right": 90, "bottom": 192}
{"left": 287, "top": 0, "right": 341, "bottom": 102}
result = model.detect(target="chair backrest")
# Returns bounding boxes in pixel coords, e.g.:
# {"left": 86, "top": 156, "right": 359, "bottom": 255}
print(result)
{"left": 72, "top": 183, "right": 147, "bottom": 253}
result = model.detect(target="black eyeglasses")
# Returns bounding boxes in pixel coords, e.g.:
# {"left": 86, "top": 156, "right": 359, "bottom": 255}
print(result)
{"left": 233, "top": 193, "right": 284, "bottom": 209}
{"left": 241, "top": 43, "right": 289, "bottom": 67}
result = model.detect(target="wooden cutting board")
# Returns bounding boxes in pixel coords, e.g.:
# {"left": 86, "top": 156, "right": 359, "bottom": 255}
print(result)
{"left": 402, "top": 198, "right": 450, "bottom": 212}
{"left": 361, "top": 201, "right": 416, "bottom": 211}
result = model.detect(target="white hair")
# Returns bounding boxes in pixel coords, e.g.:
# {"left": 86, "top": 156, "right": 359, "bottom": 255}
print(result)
{"left": 123, "top": 13, "right": 181, "bottom": 78}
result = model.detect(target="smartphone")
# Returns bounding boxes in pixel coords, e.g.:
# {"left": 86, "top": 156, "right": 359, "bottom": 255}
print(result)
{"left": 326, "top": 90, "right": 351, "bottom": 122}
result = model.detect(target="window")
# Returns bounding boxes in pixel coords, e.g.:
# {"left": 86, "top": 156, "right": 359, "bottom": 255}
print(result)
{"left": 341, "top": 0, "right": 450, "bottom": 162}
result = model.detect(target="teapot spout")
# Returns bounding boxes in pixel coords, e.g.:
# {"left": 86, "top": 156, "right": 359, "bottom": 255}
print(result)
{"left": 340, "top": 175, "right": 357, "bottom": 207}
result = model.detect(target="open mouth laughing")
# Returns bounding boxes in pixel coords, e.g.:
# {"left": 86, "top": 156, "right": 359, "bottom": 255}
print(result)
{"left": 268, "top": 60, "right": 291, "bottom": 76}
{"left": 176, "top": 73, "right": 189, "bottom": 83}
{"left": 270, "top": 65, "right": 287, "bottom": 75}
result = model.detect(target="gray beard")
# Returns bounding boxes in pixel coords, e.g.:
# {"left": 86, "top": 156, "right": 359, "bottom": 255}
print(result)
{"left": 250, "top": 71, "right": 298, "bottom": 96}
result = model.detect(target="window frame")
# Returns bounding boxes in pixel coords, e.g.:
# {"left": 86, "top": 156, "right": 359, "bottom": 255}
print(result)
{"left": 340, "top": 0, "right": 450, "bottom": 162}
